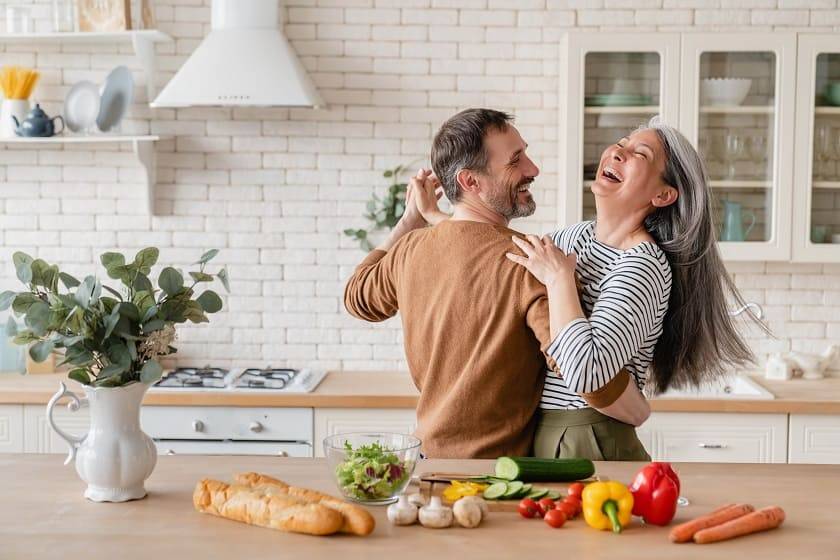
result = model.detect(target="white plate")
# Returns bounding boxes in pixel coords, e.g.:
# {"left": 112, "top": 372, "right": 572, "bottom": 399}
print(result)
{"left": 64, "top": 80, "right": 100, "bottom": 133}
{"left": 97, "top": 66, "right": 134, "bottom": 133}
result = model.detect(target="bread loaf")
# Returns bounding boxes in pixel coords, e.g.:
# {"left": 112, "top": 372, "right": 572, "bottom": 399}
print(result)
{"left": 235, "top": 472, "right": 376, "bottom": 536}
{"left": 193, "top": 478, "right": 343, "bottom": 536}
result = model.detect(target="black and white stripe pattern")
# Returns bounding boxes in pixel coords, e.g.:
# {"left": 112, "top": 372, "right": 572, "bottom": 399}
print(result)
{"left": 540, "top": 221, "right": 672, "bottom": 410}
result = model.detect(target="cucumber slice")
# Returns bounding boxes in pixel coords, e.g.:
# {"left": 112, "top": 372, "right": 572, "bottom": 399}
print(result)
{"left": 545, "top": 490, "right": 561, "bottom": 500}
{"left": 516, "top": 483, "right": 533, "bottom": 498}
{"left": 483, "top": 482, "right": 508, "bottom": 500}
{"left": 502, "top": 480, "right": 524, "bottom": 498}
{"left": 526, "top": 488, "right": 549, "bottom": 500}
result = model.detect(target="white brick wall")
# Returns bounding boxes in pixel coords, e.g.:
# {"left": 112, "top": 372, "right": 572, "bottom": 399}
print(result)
{"left": 1, "top": 0, "right": 840, "bottom": 374}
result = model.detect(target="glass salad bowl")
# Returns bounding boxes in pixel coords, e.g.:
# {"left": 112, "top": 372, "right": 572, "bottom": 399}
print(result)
{"left": 324, "top": 432, "right": 421, "bottom": 505}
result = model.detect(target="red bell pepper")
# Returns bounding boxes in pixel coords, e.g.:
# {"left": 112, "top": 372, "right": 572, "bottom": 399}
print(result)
{"left": 628, "top": 462, "right": 680, "bottom": 526}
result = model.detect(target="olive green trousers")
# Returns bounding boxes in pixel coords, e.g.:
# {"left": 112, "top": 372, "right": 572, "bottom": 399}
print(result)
{"left": 533, "top": 408, "right": 651, "bottom": 461}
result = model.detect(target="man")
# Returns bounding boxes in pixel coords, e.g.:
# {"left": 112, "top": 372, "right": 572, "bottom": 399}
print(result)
{"left": 344, "top": 109, "right": 625, "bottom": 458}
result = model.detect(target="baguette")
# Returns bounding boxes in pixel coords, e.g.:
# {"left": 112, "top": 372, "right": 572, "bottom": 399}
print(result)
{"left": 193, "top": 478, "right": 343, "bottom": 536}
{"left": 235, "top": 472, "right": 375, "bottom": 536}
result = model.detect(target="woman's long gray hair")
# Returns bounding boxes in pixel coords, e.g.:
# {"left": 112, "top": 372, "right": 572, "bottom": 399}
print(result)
{"left": 638, "top": 117, "right": 759, "bottom": 393}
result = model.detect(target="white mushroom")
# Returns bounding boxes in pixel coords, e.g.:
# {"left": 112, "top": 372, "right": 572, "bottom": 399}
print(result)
{"left": 387, "top": 494, "right": 418, "bottom": 526}
{"left": 453, "top": 498, "right": 483, "bottom": 528}
{"left": 457, "top": 495, "right": 488, "bottom": 521}
{"left": 419, "top": 496, "right": 453, "bottom": 529}
{"left": 407, "top": 492, "right": 426, "bottom": 508}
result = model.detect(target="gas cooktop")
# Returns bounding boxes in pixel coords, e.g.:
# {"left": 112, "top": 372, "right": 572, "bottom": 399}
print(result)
{"left": 151, "top": 366, "right": 326, "bottom": 393}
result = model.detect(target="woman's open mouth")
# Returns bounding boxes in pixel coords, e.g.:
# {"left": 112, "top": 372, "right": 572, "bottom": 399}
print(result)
{"left": 601, "top": 166, "right": 623, "bottom": 184}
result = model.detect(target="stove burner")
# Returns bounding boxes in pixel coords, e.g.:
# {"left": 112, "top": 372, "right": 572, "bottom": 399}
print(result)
{"left": 235, "top": 367, "right": 299, "bottom": 390}
{"left": 155, "top": 366, "right": 229, "bottom": 389}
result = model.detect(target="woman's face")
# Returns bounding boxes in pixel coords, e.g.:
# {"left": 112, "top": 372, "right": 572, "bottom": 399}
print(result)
{"left": 591, "top": 129, "right": 677, "bottom": 212}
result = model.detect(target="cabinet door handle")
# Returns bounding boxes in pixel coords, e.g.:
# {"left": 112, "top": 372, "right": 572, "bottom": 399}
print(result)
{"left": 192, "top": 420, "right": 204, "bottom": 432}
{"left": 249, "top": 421, "right": 263, "bottom": 433}
{"left": 166, "top": 449, "right": 176, "bottom": 455}
{"left": 698, "top": 443, "right": 727, "bottom": 449}
{"left": 276, "top": 451, "right": 289, "bottom": 457}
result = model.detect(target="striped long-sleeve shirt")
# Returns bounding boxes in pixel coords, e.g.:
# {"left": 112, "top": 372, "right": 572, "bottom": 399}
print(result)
{"left": 540, "top": 221, "right": 672, "bottom": 410}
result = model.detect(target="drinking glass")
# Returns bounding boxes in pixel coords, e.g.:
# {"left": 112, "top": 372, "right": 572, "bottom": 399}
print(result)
{"left": 724, "top": 133, "right": 745, "bottom": 180}
{"left": 748, "top": 135, "right": 768, "bottom": 179}
{"left": 814, "top": 123, "right": 832, "bottom": 181}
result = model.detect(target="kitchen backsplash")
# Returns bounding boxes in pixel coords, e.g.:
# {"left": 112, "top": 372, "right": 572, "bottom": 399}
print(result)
{"left": 1, "top": 0, "right": 839, "bottom": 373}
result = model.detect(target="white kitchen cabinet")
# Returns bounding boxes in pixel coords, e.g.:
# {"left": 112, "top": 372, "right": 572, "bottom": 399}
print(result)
{"left": 637, "top": 412, "right": 788, "bottom": 463}
{"left": 559, "top": 32, "right": 681, "bottom": 227}
{"left": 313, "top": 408, "right": 417, "bottom": 458}
{"left": 792, "top": 35, "right": 840, "bottom": 262}
{"left": 23, "top": 403, "right": 89, "bottom": 454}
{"left": 0, "top": 405, "right": 24, "bottom": 453}
{"left": 788, "top": 414, "right": 840, "bottom": 464}
{"left": 560, "top": 32, "right": 797, "bottom": 261}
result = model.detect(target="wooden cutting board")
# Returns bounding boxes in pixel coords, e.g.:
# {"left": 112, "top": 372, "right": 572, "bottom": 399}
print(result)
{"left": 409, "top": 472, "right": 595, "bottom": 513}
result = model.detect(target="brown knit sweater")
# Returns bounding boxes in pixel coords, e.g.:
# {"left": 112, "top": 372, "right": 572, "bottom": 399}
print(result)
{"left": 344, "top": 220, "right": 562, "bottom": 459}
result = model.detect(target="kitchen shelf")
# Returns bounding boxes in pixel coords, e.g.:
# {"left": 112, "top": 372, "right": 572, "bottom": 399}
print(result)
{"left": 583, "top": 105, "right": 660, "bottom": 114}
{"left": 813, "top": 181, "right": 840, "bottom": 189}
{"left": 0, "top": 134, "right": 165, "bottom": 213}
{"left": 0, "top": 30, "right": 173, "bottom": 100}
{"left": 709, "top": 180, "right": 771, "bottom": 189}
{"left": 815, "top": 107, "right": 840, "bottom": 115}
{"left": 699, "top": 105, "right": 774, "bottom": 114}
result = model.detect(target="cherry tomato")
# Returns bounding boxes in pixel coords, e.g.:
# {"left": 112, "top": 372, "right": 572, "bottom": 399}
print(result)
{"left": 544, "top": 509, "right": 567, "bottom": 528}
{"left": 567, "top": 482, "right": 585, "bottom": 500}
{"left": 557, "top": 500, "right": 577, "bottom": 519}
{"left": 537, "top": 498, "right": 556, "bottom": 516}
{"left": 564, "top": 495, "right": 582, "bottom": 512}
{"left": 518, "top": 498, "right": 539, "bottom": 519}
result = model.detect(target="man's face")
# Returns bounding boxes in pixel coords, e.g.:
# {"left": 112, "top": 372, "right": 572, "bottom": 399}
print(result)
{"left": 476, "top": 126, "right": 540, "bottom": 220}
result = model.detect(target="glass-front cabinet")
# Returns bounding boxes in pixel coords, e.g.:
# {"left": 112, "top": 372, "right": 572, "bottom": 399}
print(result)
{"left": 559, "top": 33, "right": 680, "bottom": 226}
{"left": 560, "top": 33, "right": 796, "bottom": 262}
{"left": 680, "top": 34, "right": 796, "bottom": 261}
{"left": 793, "top": 35, "right": 840, "bottom": 262}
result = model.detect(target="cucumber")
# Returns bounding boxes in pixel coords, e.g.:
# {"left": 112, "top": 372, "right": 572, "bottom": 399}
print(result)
{"left": 526, "top": 487, "right": 549, "bottom": 500}
{"left": 516, "top": 483, "right": 533, "bottom": 498}
{"left": 494, "top": 456, "right": 595, "bottom": 482}
{"left": 483, "top": 482, "right": 508, "bottom": 500}
{"left": 545, "top": 490, "right": 562, "bottom": 500}
{"left": 502, "top": 481, "right": 524, "bottom": 498}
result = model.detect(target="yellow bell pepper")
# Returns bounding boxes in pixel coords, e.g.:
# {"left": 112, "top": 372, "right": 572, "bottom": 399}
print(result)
{"left": 582, "top": 481, "right": 634, "bottom": 533}
{"left": 442, "top": 480, "right": 488, "bottom": 502}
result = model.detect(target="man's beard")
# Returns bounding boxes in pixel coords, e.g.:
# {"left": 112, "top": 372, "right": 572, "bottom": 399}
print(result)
{"left": 484, "top": 176, "right": 536, "bottom": 220}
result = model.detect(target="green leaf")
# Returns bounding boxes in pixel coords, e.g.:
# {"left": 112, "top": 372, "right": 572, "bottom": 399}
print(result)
{"left": 189, "top": 271, "right": 214, "bottom": 283}
{"left": 141, "top": 304, "right": 159, "bottom": 323}
{"left": 29, "top": 340, "right": 54, "bottom": 362}
{"left": 102, "top": 285, "right": 123, "bottom": 300}
{"left": 0, "top": 290, "right": 16, "bottom": 311}
{"left": 142, "top": 319, "right": 165, "bottom": 333}
{"left": 99, "top": 363, "right": 126, "bottom": 378}
{"left": 383, "top": 169, "right": 393, "bottom": 178}
{"left": 217, "top": 267, "right": 230, "bottom": 293}
{"left": 12, "top": 331, "right": 39, "bottom": 345}
{"left": 140, "top": 360, "right": 163, "bottom": 384}
{"left": 68, "top": 368, "right": 91, "bottom": 385}
{"left": 24, "top": 302, "right": 51, "bottom": 336}
{"left": 30, "top": 259, "right": 48, "bottom": 287}
{"left": 103, "top": 306, "right": 121, "bottom": 339}
{"left": 100, "top": 252, "right": 126, "bottom": 274}
{"left": 127, "top": 340, "right": 137, "bottom": 361}
{"left": 6, "top": 316, "right": 18, "bottom": 337}
{"left": 11, "top": 293, "right": 40, "bottom": 314}
{"left": 132, "top": 248, "right": 159, "bottom": 275}
{"left": 183, "top": 300, "right": 209, "bottom": 323}
{"left": 195, "top": 249, "right": 219, "bottom": 265}
{"left": 74, "top": 276, "right": 96, "bottom": 309}
{"left": 196, "top": 290, "right": 223, "bottom": 313}
{"left": 117, "top": 302, "right": 141, "bottom": 322}
{"left": 159, "top": 267, "right": 184, "bottom": 296}
{"left": 133, "top": 273, "right": 154, "bottom": 294}
{"left": 13, "top": 252, "right": 34, "bottom": 284}
{"left": 59, "top": 272, "right": 81, "bottom": 289}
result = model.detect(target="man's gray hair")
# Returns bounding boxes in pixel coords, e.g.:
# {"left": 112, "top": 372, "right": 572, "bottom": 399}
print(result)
{"left": 431, "top": 108, "right": 513, "bottom": 203}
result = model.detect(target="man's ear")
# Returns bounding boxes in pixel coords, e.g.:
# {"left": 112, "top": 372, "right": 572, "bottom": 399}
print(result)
{"left": 651, "top": 186, "right": 678, "bottom": 208}
{"left": 456, "top": 169, "right": 481, "bottom": 194}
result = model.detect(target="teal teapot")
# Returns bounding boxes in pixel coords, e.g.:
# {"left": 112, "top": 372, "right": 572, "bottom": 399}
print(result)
{"left": 13, "top": 104, "right": 64, "bottom": 137}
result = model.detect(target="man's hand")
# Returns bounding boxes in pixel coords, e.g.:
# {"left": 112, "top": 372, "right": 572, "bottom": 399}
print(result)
{"left": 375, "top": 168, "right": 438, "bottom": 252}
{"left": 412, "top": 170, "right": 448, "bottom": 225}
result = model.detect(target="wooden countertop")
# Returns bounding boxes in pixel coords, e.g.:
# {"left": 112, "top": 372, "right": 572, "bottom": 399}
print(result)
{"left": 2, "top": 454, "right": 835, "bottom": 560}
{"left": 2, "top": 370, "right": 840, "bottom": 413}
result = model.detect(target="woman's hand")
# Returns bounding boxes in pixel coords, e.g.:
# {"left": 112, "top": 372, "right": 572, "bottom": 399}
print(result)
{"left": 506, "top": 235, "right": 577, "bottom": 288}
{"left": 411, "top": 169, "right": 449, "bottom": 225}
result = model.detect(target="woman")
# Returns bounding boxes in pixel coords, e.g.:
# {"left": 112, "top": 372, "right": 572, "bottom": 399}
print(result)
{"left": 417, "top": 117, "right": 759, "bottom": 461}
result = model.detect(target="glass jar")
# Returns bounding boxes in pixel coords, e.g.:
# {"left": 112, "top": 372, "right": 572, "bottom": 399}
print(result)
{"left": 52, "top": 0, "right": 78, "bottom": 33}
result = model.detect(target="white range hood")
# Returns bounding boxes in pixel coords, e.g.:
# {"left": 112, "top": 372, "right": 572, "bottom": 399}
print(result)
{"left": 151, "top": 0, "right": 323, "bottom": 108}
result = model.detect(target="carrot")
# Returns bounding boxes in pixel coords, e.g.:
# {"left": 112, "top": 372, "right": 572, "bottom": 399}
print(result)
{"left": 669, "top": 503, "right": 756, "bottom": 543}
{"left": 693, "top": 506, "right": 785, "bottom": 544}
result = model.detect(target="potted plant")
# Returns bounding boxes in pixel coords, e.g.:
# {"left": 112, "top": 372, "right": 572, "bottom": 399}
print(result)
{"left": 0, "top": 247, "right": 228, "bottom": 502}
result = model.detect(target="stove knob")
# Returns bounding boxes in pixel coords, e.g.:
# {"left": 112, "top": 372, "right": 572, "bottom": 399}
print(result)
{"left": 192, "top": 420, "right": 205, "bottom": 432}
{"left": 166, "top": 449, "right": 176, "bottom": 455}
{"left": 276, "top": 451, "right": 289, "bottom": 457}
{"left": 249, "top": 421, "right": 263, "bottom": 433}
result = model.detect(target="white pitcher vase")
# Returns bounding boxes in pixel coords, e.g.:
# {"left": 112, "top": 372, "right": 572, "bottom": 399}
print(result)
{"left": 46, "top": 380, "right": 157, "bottom": 502}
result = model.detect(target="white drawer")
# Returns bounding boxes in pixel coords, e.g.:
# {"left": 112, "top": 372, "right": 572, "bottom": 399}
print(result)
{"left": 141, "top": 406, "right": 313, "bottom": 442}
{"left": 789, "top": 414, "right": 840, "bottom": 464}
{"left": 155, "top": 440, "right": 313, "bottom": 457}
{"left": 637, "top": 412, "right": 788, "bottom": 463}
